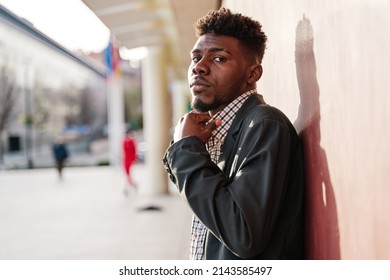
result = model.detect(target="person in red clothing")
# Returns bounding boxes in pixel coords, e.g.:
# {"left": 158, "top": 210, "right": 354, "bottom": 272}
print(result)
{"left": 122, "top": 129, "right": 138, "bottom": 194}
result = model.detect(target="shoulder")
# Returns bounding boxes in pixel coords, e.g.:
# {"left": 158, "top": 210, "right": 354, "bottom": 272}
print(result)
{"left": 251, "top": 104, "right": 290, "bottom": 123}
{"left": 238, "top": 102, "right": 299, "bottom": 145}
{"left": 230, "top": 94, "right": 298, "bottom": 136}
{"left": 238, "top": 94, "right": 290, "bottom": 123}
{"left": 240, "top": 99, "right": 293, "bottom": 130}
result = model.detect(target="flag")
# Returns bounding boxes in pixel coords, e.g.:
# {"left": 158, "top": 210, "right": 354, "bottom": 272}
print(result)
{"left": 104, "top": 34, "right": 122, "bottom": 79}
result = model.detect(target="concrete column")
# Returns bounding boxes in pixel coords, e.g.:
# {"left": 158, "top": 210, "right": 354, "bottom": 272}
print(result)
{"left": 107, "top": 76, "right": 125, "bottom": 166}
{"left": 141, "top": 46, "right": 171, "bottom": 195}
{"left": 171, "top": 80, "right": 190, "bottom": 126}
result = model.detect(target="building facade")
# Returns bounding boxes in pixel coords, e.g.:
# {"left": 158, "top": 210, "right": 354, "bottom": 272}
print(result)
{"left": 0, "top": 5, "right": 107, "bottom": 169}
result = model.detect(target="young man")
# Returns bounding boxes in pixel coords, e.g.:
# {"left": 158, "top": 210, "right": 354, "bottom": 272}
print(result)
{"left": 163, "top": 8, "right": 304, "bottom": 260}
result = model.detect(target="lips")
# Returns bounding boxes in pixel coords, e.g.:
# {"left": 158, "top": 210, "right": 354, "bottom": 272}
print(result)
{"left": 190, "top": 77, "right": 211, "bottom": 90}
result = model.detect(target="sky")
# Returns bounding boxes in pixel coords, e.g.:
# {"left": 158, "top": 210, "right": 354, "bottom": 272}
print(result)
{"left": 0, "top": 0, "right": 147, "bottom": 59}
{"left": 1, "top": 0, "right": 110, "bottom": 52}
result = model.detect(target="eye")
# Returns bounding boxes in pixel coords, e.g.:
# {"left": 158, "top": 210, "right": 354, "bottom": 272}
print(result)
{"left": 213, "top": 56, "right": 226, "bottom": 62}
{"left": 191, "top": 56, "right": 201, "bottom": 63}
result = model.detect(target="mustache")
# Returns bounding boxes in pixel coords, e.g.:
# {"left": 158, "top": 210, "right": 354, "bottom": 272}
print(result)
{"left": 189, "top": 76, "right": 211, "bottom": 87}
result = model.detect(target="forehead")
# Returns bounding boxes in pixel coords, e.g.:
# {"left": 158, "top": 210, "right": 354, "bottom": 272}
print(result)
{"left": 191, "top": 34, "right": 242, "bottom": 53}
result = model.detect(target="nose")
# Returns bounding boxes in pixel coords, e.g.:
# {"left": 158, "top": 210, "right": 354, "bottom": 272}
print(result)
{"left": 191, "top": 58, "right": 209, "bottom": 75}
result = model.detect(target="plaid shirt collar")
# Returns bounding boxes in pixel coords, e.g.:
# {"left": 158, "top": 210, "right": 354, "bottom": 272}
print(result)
{"left": 206, "top": 89, "right": 257, "bottom": 163}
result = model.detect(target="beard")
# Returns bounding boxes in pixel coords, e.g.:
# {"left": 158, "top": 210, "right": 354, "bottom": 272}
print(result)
{"left": 191, "top": 96, "right": 222, "bottom": 113}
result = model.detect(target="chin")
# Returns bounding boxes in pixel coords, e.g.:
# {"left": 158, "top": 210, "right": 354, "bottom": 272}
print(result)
{"left": 191, "top": 104, "right": 209, "bottom": 113}
{"left": 191, "top": 99, "right": 219, "bottom": 113}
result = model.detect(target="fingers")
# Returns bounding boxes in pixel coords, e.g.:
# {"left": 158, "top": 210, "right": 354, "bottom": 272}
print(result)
{"left": 192, "top": 112, "right": 213, "bottom": 124}
{"left": 175, "top": 112, "right": 222, "bottom": 143}
{"left": 205, "top": 118, "right": 222, "bottom": 132}
{"left": 186, "top": 112, "right": 222, "bottom": 127}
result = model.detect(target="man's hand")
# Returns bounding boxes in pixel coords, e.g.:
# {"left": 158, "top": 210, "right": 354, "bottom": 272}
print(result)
{"left": 173, "top": 112, "right": 222, "bottom": 143}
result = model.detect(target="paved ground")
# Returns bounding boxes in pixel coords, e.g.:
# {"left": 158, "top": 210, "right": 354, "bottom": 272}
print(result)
{"left": 0, "top": 164, "right": 192, "bottom": 260}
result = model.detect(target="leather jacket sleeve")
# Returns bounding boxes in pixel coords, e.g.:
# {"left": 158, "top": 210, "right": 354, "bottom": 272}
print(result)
{"left": 163, "top": 105, "right": 302, "bottom": 259}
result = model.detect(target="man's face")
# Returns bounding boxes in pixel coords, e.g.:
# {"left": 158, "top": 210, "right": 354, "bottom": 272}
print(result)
{"left": 188, "top": 34, "right": 253, "bottom": 115}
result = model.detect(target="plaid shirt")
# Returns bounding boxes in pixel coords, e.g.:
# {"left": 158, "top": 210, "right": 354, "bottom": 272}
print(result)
{"left": 189, "top": 89, "right": 256, "bottom": 260}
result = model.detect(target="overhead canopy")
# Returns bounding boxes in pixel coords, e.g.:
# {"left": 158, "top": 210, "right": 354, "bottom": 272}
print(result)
{"left": 82, "top": 0, "right": 220, "bottom": 78}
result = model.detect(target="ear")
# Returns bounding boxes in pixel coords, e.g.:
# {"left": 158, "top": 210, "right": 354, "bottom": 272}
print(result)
{"left": 247, "top": 64, "right": 263, "bottom": 84}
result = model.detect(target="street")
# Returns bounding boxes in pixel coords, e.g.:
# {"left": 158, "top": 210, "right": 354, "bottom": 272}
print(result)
{"left": 0, "top": 164, "right": 192, "bottom": 259}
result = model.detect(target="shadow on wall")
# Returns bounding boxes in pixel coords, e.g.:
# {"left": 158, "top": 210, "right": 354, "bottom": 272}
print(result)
{"left": 293, "top": 15, "right": 341, "bottom": 260}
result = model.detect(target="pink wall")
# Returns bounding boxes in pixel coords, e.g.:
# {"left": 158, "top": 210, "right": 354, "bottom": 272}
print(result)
{"left": 223, "top": 0, "right": 390, "bottom": 259}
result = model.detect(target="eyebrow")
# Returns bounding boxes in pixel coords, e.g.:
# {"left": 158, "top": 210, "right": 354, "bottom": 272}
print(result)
{"left": 190, "top": 47, "right": 232, "bottom": 55}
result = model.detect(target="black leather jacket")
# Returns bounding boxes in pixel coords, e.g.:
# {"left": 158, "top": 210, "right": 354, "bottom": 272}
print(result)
{"left": 163, "top": 94, "right": 304, "bottom": 259}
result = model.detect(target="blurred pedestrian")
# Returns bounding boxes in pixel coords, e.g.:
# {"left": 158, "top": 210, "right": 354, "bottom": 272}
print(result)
{"left": 52, "top": 137, "right": 69, "bottom": 180}
{"left": 122, "top": 129, "right": 138, "bottom": 194}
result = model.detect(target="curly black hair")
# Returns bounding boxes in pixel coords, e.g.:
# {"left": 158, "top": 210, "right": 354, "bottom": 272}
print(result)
{"left": 194, "top": 8, "right": 267, "bottom": 63}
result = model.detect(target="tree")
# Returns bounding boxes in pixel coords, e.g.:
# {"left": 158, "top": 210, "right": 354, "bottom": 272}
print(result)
{"left": 0, "top": 66, "right": 19, "bottom": 134}
{"left": 78, "top": 86, "right": 95, "bottom": 126}
{"left": 124, "top": 89, "right": 143, "bottom": 129}
{"left": 0, "top": 66, "right": 19, "bottom": 163}
{"left": 32, "top": 83, "right": 53, "bottom": 150}
{"left": 60, "top": 85, "right": 95, "bottom": 127}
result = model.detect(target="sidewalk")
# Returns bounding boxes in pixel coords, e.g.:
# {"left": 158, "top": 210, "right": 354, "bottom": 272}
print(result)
{"left": 0, "top": 164, "right": 192, "bottom": 260}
